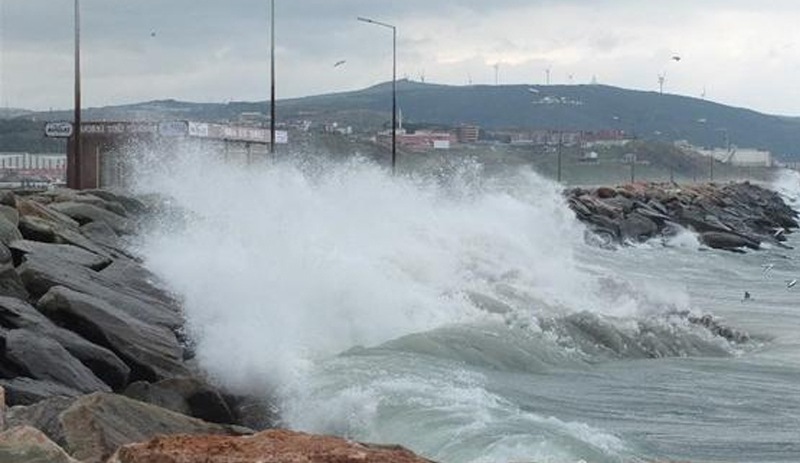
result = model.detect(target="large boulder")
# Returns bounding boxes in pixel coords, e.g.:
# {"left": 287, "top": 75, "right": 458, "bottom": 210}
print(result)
{"left": 37, "top": 286, "right": 188, "bottom": 382}
{"left": 9, "top": 239, "right": 112, "bottom": 271}
{"left": 0, "top": 244, "right": 28, "bottom": 300}
{"left": 48, "top": 202, "right": 135, "bottom": 235}
{"left": 0, "top": 426, "right": 79, "bottom": 463}
{"left": 5, "top": 396, "right": 77, "bottom": 447}
{"left": 108, "top": 429, "right": 436, "bottom": 463}
{"left": 0, "top": 296, "right": 130, "bottom": 391}
{"left": 619, "top": 212, "right": 659, "bottom": 241}
{"left": 59, "top": 393, "right": 251, "bottom": 463}
{"left": 1, "top": 329, "right": 111, "bottom": 394}
{"left": 124, "top": 377, "right": 235, "bottom": 425}
{"left": 0, "top": 214, "right": 22, "bottom": 246}
{"left": 0, "top": 378, "right": 82, "bottom": 406}
{"left": 19, "top": 254, "right": 182, "bottom": 330}
{"left": 700, "top": 231, "right": 760, "bottom": 251}
{"left": 100, "top": 258, "right": 177, "bottom": 306}
{"left": 83, "top": 189, "right": 148, "bottom": 215}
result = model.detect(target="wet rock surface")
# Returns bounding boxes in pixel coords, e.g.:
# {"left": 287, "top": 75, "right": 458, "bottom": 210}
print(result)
{"left": 567, "top": 181, "right": 798, "bottom": 251}
{"left": 109, "top": 429, "right": 437, "bottom": 463}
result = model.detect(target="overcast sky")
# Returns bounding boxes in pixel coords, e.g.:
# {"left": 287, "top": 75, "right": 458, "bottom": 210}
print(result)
{"left": 1, "top": 0, "right": 800, "bottom": 115}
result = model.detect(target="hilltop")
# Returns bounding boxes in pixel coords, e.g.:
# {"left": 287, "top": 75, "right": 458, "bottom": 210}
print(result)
{"left": 6, "top": 81, "right": 800, "bottom": 160}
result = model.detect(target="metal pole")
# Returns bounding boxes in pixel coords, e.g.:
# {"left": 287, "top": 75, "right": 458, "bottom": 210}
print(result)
{"left": 391, "top": 26, "right": 396, "bottom": 174}
{"left": 269, "top": 0, "right": 276, "bottom": 154}
{"left": 709, "top": 153, "right": 714, "bottom": 182}
{"left": 630, "top": 155, "right": 635, "bottom": 183}
{"left": 73, "top": 0, "right": 82, "bottom": 189}
{"left": 357, "top": 17, "right": 397, "bottom": 174}
{"left": 556, "top": 130, "right": 562, "bottom": 182}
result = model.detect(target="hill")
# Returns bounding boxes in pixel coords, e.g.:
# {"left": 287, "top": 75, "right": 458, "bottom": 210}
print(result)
{"left": 15, "top": 81, "right": 800, "bottom": 160}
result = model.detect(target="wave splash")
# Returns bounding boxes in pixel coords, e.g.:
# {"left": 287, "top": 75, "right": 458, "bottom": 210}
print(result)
{"left": 130, "top": 147, "right": 750, "bottom": 462}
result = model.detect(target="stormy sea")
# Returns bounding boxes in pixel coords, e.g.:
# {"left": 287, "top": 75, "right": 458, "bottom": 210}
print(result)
{"left": 131, "top": 149, "right": 800, "bottom": 463}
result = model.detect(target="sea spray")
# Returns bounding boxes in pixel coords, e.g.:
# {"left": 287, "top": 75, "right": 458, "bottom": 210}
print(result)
{"left": 129, "top": 146, "right": 723, "bottom": 462}
{"left": 129, "top": 148, "right": 604, "bottom": 385}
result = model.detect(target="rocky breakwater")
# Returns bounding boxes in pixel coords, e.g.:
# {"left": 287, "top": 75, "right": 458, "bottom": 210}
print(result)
{"left": 567, "top": 182, "right": 799, "bottom": 251}
{"left": 0, "top": 188, "right": 435, "bottom": 463}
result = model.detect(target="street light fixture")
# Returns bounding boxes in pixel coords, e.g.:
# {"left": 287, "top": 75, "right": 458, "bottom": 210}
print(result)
{"left": 357, "top": 16, "right": 396, "bottom": 174}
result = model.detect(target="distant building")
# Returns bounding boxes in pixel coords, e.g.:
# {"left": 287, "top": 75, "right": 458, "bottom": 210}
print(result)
{"left": 456, "top": 125, "right": 480, "bottom": 144}
{"left": 687, "top": 142, "right": 773, "bottom": 167}
{"left": 376, "top": 129, "right": 455, "bottom": 152}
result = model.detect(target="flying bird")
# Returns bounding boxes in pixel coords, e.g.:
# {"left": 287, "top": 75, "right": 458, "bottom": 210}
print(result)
{"left": 774, "top": 227, "right": 786, "bottom": 239}
{"left": 787, "top": 279, "right": 797, "bottom": 289}
{"left": 742, "top": 291, "right": 751, "bottom": 302}
{"left": 762, "top": 263, "right": 775, "bottom": 274}
{"left": 333, "top": 60, "right": 346, "bottom": 67}
{"left": 671, "top": 55, "right": 681, "bottom": 61}
{"left": 150, "top": 31, "right": 156, "bottom": 38}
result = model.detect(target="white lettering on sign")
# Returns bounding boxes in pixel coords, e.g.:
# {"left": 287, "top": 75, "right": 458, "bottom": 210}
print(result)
{"left": 159, "top": 121, "right": 189, "bottom": 137}
{"left": 188, "top": 122, "right": 210, "bottom": 137}
{"left": 44, "top": 122, "right": 74, "bottom": 138}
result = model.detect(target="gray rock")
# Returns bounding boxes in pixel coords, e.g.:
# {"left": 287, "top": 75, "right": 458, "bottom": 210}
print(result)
{"left": 0, "top": 296, "right": 130, "bottom": 391}
{"left": 18, "top": 254, "right": 182, "bottom": 330}
{"left": 2, "top": 329, "right": 111, "bottom": 394}
{"left": 700, "top": 231, "right": 760, "bottom": 251}
{"left": 83, "top": 189, "right": 148, "bottom": 215}
{"left": 9, "top": 240, "right": 112, "bottom": 271}
{"left": 0, "top": 191, "right": 16, "bottom": 208}
{"left": 123, "top": 381, "right": 191, "bottom": 416}
{"left": 141, "top": 377, "right": 235, "bottom": 425}
{"left": 0, "top": 215, "right": 22, "bottom": 246}
{"left": 0, "top": 426, "right": 80, "bottom": 463}
{"left": 0, "top": 378, "right": 82, "bottom": 406}
{"left": 619, "top": 212, "right": 659, "bottom": 241}
{"left": 100, "top": 258, "right": 176, "bottom": 306}
{"left": 49, "top": 202, "right": 135, "bottom": 235}
{"left": 0, "top": 205, "right": 19, "bottom": 228}
{"left": 37, "top": 286, "right": 188, "bottom": 382}
{"left": 60, "top": 393, "right": 251, "bottom": 463}
{"left": 5, "top": 396, "right": 77, "bottom": 447}
{"left": 16, "top": 199, "right": 79, "bottom": 230}
{"left": 18, "top": 215, "right": 57, "bottom": 243}
{"left": 0, "top": 244, "right": 28, "bottom": 300}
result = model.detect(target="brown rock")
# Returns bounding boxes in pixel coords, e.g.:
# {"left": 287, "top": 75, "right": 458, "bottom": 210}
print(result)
{"left": 60, "top": 393, "right": 251, "bottom": 463}
{"left": 595, "top": 186, "right": 616, "bottom": 199}
{"left": 108, "top": 429, "right": 436, "bottom": 463}
{"left": 0, "top": 426, "right": 79, "bottom": 463}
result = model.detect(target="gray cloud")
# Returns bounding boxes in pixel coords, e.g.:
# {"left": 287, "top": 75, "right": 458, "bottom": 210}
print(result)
{"left": 1, "top": 0, "right": 800, "bottom": 115}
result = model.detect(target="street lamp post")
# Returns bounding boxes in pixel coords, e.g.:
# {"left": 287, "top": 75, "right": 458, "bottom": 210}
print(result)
{"left": 269, "top": 0, "right": 275, "bottom": 154}
{"left": 357, "top": 16, "right": 396, "bottom": 173}
{"left": 72, "top": 0, "right": 82, "bottom": 189}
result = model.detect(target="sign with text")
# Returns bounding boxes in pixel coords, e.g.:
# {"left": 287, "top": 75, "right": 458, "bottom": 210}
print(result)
{"left": 44, "top": 122, "right": 74, "bottom": 138}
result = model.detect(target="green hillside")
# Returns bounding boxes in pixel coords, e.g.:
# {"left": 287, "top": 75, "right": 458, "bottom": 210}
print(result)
{"left": 18, "top": 81, "right": 800, "bottom": 160}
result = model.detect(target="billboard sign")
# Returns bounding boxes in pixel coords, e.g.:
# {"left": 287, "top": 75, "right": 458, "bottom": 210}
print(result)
{"left": 275, "top": 130, "right": 289, "bottom": 144}
{"left": 159, "top": 121, "right": 189, "bottom": 137}
{"left": 44, "top": 122, "right": 74, "bottom": 138}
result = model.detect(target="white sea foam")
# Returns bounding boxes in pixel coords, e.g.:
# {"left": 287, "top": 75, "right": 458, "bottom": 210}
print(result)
{"left": 130, "top": 147, "right": 615, "bottom": 389}
{"left": 129, "top": 146, "right": 697, "bottom": 463}
{"left": 772, "top": 168, "right": 800, "bottom": 210}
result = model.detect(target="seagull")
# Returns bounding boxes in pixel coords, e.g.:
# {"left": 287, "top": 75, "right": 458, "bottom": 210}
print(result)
{"left": 742, "top": 291, "right": 751, "bottom": 302}
{"left": 787, "top": 279, "right": 797, "bottom": 289}
{"left": 333, "top": 60, "right": 346, "bottom": 67}
{"left": 762, "top": 263, "right": 775, "bottom": 274}
{"left": 774, "top": 227, "right": 786, "bottom": 239}
{"left": 671, "top": 55, "right": 681, "bottom": 61}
